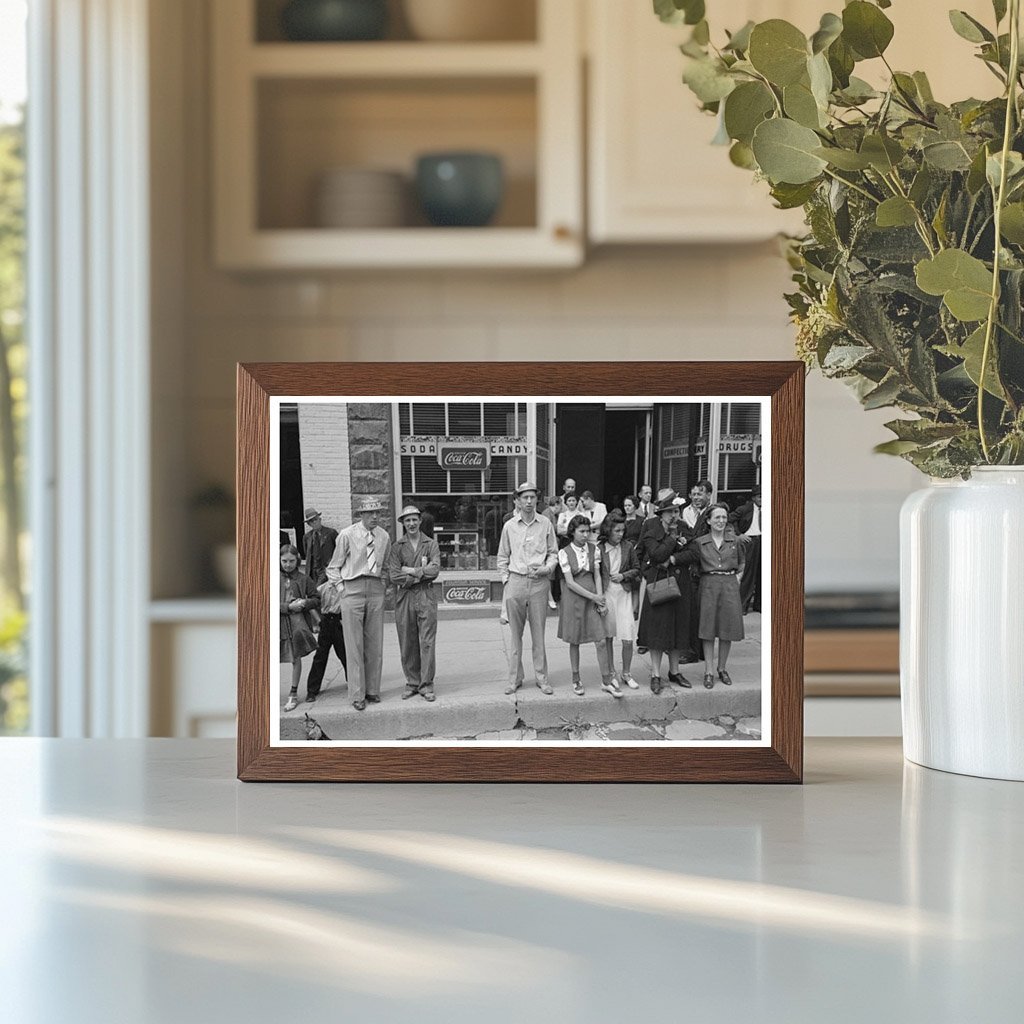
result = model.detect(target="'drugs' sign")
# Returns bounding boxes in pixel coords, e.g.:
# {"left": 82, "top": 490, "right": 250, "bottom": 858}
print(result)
{"left": 437, "top": 444, "right": 490, "bottom": 470}
{"left": 443, "top": 581, "right": 489, "bottom": 603}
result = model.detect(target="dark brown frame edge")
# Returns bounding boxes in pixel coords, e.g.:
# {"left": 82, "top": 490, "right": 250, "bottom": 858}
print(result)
{"left": 237, "top": 362, "right": 804, "bottom": 783}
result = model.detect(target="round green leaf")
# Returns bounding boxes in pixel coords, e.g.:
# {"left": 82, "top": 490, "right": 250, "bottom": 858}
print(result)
{"left": 813, "top": 145, "right": 871, "bottom": 171}
{"left": 682, "top": 57, "right": 736, "bottom": 104}
{"left": 999, "top": 203, "right": 1024, "bottom": 245}
{"left": 842, "top": 1, "right": 894, "bottom": 59}
{"left": 783, "top": 81, "right": 823, "bottom": 129}
{"left": 810, "top": 13, "right": 843, "bottom": 55}
{"left": 729, "top": 140, "right": 757, "bottom": 170}
{"left": 860, "top": 133, "right": 904, "bottom": 173}
{"left": 948, "top": 10, "right": 994, "bottom": 44}
{"left": 915, "top": 249, "right": 993, "bottom": 322}
{"left": 751, "top": 118, "right": 828, "bottom": 184}
{"left": 748, "top": 20, "right": 809, "bottom": 87}
{"left": 723, "top": 81, "right": 775, "bottom": 144}
{"left": 875, "top": 196, "right": 918, "bottom": 228}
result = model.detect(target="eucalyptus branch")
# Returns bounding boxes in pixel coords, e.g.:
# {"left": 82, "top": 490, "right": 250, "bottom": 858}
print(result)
{"left": 822, "top": 167, "right": 881, "bottom": 205}
{"left": 978, "top": 0, "right": 1021, "bottom": 462}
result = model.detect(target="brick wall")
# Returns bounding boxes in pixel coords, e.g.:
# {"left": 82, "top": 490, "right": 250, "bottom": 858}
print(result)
{"left": 346, "top": 403, "right": 396, "bottom": 536}
{"left": 296, "top": 402, "right": 351, "bottom": 533}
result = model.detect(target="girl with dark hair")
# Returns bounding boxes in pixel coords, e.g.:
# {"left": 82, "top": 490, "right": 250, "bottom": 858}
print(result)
{"left": 280, "top": 544, "right": 321, "bottom": 712}
{"left": 557, "top": 514, "right": 622, "bottom": 699}
{"left": 599, "top": 514, "right": 642, "bottom": 689}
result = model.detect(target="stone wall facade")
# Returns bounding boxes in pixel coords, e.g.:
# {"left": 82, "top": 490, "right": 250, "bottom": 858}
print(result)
{"left": 346, "top": 403, "right": 395, "bottom": 534}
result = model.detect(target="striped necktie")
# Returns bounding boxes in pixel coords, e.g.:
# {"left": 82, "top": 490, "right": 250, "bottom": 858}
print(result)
{"left": 365, "top": 528, "right": 376, "bottom": 574}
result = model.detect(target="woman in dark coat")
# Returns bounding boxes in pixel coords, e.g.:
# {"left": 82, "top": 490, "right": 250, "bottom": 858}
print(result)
{"left": 636, "top": 489, "right": 696, "bottom": 694}
{"left": 678, "top": 504, "right": 745, "bottom": 689}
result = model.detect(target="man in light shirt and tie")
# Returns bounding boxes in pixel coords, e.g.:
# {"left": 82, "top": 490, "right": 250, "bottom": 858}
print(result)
{"left": 498, "top": 481, "right": 559, "bottom": 695}
{"left": 326, "top": 496, "right": 391, "bottom": 711}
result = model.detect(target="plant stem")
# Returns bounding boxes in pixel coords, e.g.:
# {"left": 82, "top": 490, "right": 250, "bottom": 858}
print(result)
{"left": 978, "top": 0, "right": 1021, "bottom": 462}
{"left": 822, "top": 167, "right": 881, "bottom": 204}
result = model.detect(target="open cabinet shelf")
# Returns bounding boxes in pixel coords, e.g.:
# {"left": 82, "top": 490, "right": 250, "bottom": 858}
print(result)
{"left": 212, "top": 0, "right": 582, "bottom": 269}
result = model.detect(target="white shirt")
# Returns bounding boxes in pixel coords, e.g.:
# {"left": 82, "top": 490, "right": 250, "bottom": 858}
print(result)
{"left": 682, "top": 505, "right": 699, "bottom": 529}
{"left": 558, "top": 542, "right": 599, "bottom": 575}
{"left": 746, "top": 504, "right": 761, "bottom": 537}
{"left": 585, "top": 502, "right": 608, "bottom": 527}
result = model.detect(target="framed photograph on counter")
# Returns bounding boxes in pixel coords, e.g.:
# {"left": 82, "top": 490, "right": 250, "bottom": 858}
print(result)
{"left": 237, "top": 362, "right": 804, "bottom": 782}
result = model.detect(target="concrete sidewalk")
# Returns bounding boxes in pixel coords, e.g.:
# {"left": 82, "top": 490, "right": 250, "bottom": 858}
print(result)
{"left": 279, "top": 611, "right": 763, "bottom": 741}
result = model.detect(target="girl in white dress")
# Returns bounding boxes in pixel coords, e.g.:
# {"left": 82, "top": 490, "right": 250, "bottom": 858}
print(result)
{"left": 600, "top": 516, "right": 641, "bottom": 689}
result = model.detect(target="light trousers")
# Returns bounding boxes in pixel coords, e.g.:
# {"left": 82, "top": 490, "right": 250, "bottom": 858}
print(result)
{"left": 339, "top": 576, "right": 385, "bottom": 703}
{"left": 505, "top": 573, "right": 550, "bottom": 685}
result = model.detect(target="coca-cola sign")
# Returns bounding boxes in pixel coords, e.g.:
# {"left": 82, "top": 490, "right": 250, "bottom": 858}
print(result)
{"left": 443, "top": 582, "right": 489, "bottom": 603}
{"left": 437, "top": 444, "right": 490, "bottom": 470}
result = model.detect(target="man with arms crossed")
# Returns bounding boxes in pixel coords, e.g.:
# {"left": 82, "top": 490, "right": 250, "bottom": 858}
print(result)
{"left": 326, "top": 496, "right": 391, "bottom": 711}
{"left": 498, "top": 481, "right": 559, "bottom": 695}
{"left": 387, "top": 505, "right": 441, "bottom": 702}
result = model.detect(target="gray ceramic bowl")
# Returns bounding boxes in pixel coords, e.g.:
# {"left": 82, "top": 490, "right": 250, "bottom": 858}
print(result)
{"left": 280, "top": 0, "right": 388, "bottom": 42}
{"left": 415, "top": 152, "right": 505, "bottom": 227}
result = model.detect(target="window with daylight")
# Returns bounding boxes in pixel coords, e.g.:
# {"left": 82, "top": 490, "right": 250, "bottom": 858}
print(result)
{"left": 0, "top": 0, "right": 27, "bottom": 735}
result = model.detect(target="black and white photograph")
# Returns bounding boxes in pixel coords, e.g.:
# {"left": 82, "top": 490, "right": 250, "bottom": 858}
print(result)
{"left": 270, "top": 397, "right": 769, "bottom": 746}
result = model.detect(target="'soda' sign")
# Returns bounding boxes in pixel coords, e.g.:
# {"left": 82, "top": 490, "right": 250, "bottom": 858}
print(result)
{"left": 437, "top": 445, "right": 490, "bottom": 470}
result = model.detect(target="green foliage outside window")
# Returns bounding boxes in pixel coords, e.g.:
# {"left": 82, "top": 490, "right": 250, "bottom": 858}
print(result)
{"left": 0, "top": 110, "right": 27, "bottom": 733}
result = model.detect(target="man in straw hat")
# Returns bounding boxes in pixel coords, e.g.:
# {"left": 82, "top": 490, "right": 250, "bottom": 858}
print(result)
{"left": 497, "top": 481, "right": 559, "bottom": 695}
{"left": 386, "top": 505, "right": 441, "bottom": 702}
{"left": 326, "top": 496, "right": 391, "bottom": 711}
{"left": 302, "top": 507, "right": 338, "bottom": 587}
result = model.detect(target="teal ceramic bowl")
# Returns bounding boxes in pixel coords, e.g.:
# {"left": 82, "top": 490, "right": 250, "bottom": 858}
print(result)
{"left": 281, "top": 0, "right": 388, "bottom": 42}
{"left": 415, "top": 152, "right": 505, "bottom": 227}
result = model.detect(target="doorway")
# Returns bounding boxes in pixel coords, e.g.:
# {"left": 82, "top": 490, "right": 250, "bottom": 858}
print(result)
{"left": 603, "top": 409, "right": 650, "bottom": 510}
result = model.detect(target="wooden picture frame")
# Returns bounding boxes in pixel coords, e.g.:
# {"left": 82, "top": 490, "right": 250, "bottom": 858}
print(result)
{"left": 238, "top": 362, "right": 804, "bottom": 782}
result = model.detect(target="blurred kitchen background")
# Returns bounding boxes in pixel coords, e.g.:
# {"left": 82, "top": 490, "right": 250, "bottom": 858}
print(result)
{"left": 0, "top": 0, "right": 996, "bottom": 738}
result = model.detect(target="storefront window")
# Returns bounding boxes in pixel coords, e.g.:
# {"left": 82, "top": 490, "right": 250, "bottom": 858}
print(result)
{"left": 718, "top": 403, "right": 761, "bottom": 500}
{"left": 398, "top": 401, "right": 542, "bottom": 567}
{"left": 448, "top": 403, "right": 482, "bottom": 434}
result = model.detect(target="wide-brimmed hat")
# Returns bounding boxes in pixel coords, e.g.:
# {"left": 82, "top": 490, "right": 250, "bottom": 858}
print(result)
{"left": 355, "top": 496, "right": 386, "bottom": 514}
{"left": 654, "top": 488, "right": 679, "bottom": 513}
{"left": 303, "top": 507, "right": 322, "bottom": 523}
{"left": 398, "top": 505, "right": 421, "bottom": 521}
{"left": 515, "top": 481, "right": 539, "bottom": 496}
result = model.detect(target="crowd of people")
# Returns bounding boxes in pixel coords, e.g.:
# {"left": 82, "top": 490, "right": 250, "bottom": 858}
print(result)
{"left": 279, "top": 476, "right": 762, "bottom": 713}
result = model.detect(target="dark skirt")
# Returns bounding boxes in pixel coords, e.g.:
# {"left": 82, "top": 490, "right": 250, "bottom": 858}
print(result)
{"left": 638, "top": 571, "right": 697, "bottom": 657}
{"left": 558, "top": 568, "right": 607, "bottom": 644}
{"left": 698, "top": 574, "right": 745, "bottom": 641}
{"left": 280, "top": 611, "right": 318, "bottom": 662}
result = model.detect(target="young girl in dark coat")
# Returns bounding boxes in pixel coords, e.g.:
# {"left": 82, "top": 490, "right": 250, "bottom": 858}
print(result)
{"left": 280, "top": 544, "right": 320, "bottom": 712}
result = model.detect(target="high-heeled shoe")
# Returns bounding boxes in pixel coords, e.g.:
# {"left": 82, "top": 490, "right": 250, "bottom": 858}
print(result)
{"left": 703, "top": 673, "right": 715, "bottom": 689}
{"left": 718, "top": 669, "right": 733, "bottom": 686}
{"left": 668, "top": 671, "right": 692, "bottom": 689}
{"left": 650, "top": 676, "right": 662, "bottom": 695}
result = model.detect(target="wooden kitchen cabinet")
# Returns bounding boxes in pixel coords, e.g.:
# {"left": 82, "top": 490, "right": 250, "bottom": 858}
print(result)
{"left": 586, "top": 0, "right": 998, "bottom": 244}
{"left": 211, "top": 0, "right": 583, "bottom": 269}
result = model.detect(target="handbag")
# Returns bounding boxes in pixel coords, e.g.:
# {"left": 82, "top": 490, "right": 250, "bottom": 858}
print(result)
{"left": 646, "top": 566, "right": 681, "bottom": 606}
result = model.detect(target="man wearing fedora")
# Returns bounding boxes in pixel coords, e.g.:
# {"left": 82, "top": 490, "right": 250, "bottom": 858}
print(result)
{"left": 326, "top": 496, "right": 391, "bottom": 711}
{"left": 497, "top": 481, "right": 559, "bottom": 695}
{"left": 386, "top": 505, "right": 441, "bottom": 702}
{"left": 302, "top": 507, "right": 338, "bottom": 587}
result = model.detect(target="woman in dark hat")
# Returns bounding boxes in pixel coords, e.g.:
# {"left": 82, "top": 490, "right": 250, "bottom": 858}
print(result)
{"left": 636, "top": 488, "right": 696, "bottom": 694}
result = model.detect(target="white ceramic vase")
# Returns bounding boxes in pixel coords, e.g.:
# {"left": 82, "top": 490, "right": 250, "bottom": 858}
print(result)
{"left": 900, "top": 467, "right": 1024, "bottom": 781}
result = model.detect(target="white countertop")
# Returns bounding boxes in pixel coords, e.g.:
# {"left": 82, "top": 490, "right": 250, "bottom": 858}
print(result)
{"left": 1, "top": 738, "right": 1019, "bottom": 1023}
